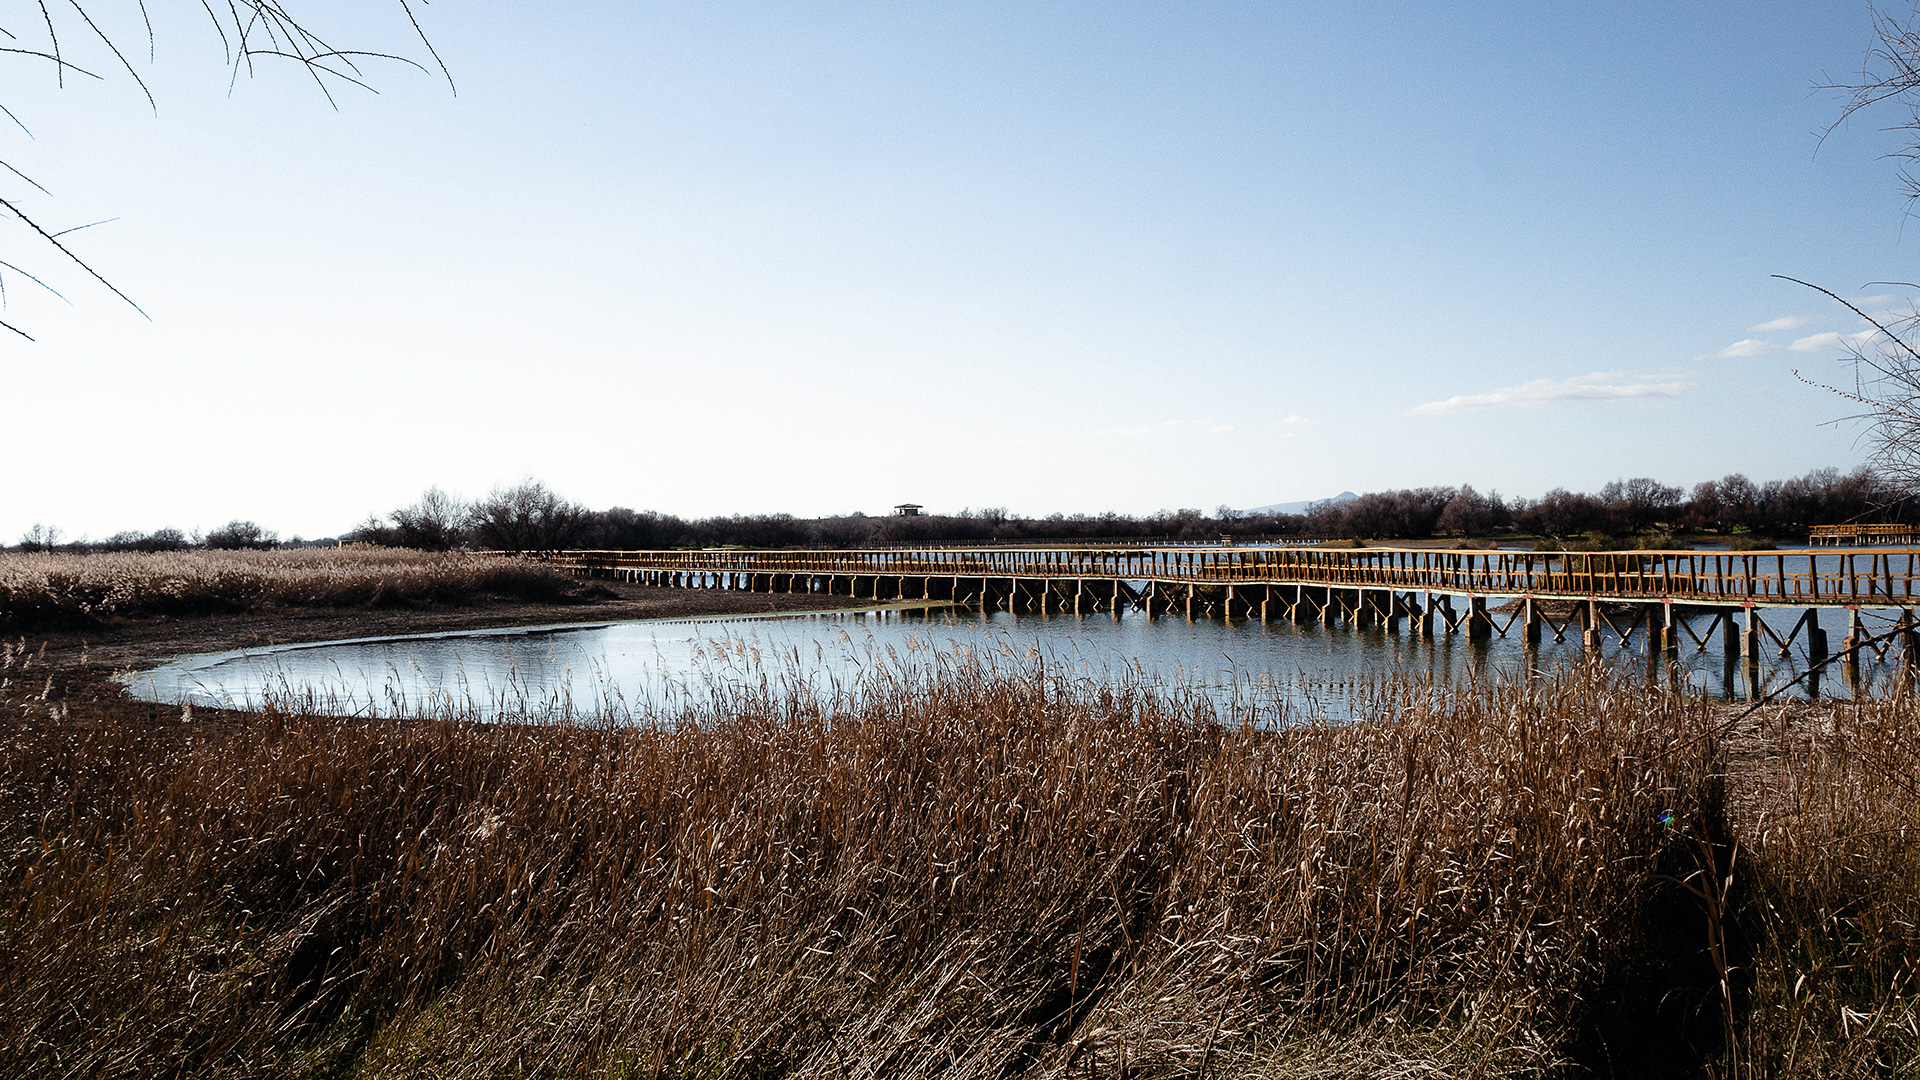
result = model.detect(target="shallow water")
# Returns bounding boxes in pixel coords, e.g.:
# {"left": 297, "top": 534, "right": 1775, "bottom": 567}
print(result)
{"left": 122, "top": 599, "right": 1912, "bottom": 723}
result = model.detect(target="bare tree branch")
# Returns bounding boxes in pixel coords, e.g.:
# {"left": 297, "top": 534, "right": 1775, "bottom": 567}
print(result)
{"left": 1780, "top": 275, "right": 1920, "bottom": 491}
{"left": 0, "top": 3, "right": 448, "bottom": 340}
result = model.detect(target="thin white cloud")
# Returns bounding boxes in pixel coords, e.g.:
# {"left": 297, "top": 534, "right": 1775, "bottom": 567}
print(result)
{"left": 1709, "top": 338, "right": 1773, "bottom": 358}
{"left": 1278, "top": 414, "right": 1309, "bottom": 426}
{"left": 1407, "top": 371, "right": 1694, "bottom": 416}
{"left": 1789, "top": 330, "right": 1876, "bottom": 353}
{"left": 1094, "top": 419, "right": 1239, "bottom": 438}
{"left": 1093, "top": 419, "right": 1183, "bottom": 438}
{"left": 1748, "top": 316, "right": 1808, "bottom": 333}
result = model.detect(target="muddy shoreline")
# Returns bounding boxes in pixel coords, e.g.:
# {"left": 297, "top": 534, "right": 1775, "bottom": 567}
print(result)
{"left": 17, "top": 581, "right": 884, "bottom": 674}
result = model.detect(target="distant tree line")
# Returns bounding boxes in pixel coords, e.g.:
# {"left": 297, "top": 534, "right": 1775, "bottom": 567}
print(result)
{"left": 9, "top": 520, "right": 300, "bottom": 554}
{"left": 1285, "top": 467, "right": 1902, "bottom": 543}
{"left": 338, "top": 467, "right": 1908, "bottom": 551}
{"left": 10, "top": 467, "right": 1908, "bottom": 554}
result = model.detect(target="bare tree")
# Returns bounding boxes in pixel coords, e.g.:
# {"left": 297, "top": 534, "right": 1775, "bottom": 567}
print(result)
{"left": 15, "top": 523, "right": 62, "bottom": 552}
{"left": 203, "top": 519, "right": 277, "bottom": 549}
{"left": 390, "top": 486, "right": 467, "bottom": 550}
{"left": 1435, "top": 485, "right": 1510, "bottom": 537}
{"left": 1782, "top": 276, "right": 1920, "bottom": 491}
{"left": 1826, "top": 2, "right": 1920, "bottom": 204}
{"left": 1784, "top": 5, "right": 1920, "bottom": 492}
{"left": 469, "top": 479, "right": 590, "bottom": 553}
{"left": 1, "top": 3, "right": 447, "bottom": 340}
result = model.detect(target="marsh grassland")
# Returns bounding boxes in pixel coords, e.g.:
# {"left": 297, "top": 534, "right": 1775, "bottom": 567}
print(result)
{"left": 0, "top": 550, "right": 589, "bottom": 629}
{"left": 0, "top": 552, "right": 1916, "bottom": 1078}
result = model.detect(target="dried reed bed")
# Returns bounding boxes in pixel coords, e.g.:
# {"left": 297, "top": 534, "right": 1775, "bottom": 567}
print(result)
{"left": 1727, "top": 693, "right": 1920, "bottom": 1076}
{"left": 0, "top": 640, "right": 1730, "bottom": 1078}
{"left": 0, "top": 549, "right": 578, "bottom": 629}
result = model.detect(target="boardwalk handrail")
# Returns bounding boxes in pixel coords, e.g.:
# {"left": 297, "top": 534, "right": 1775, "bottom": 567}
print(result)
{"left": 541, "top": 546, "right": 1920, "bottom": 608}
{"left": 1810, "top": 523, "right": 1917, "bottom": 546}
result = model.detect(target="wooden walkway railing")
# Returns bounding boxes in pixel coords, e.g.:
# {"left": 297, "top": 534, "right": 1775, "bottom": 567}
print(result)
{"left": 544, "top": 546, "right": 1920, "bottom": 608}
{"left": 1809, "top": 523, "right": 1917, "bottom": 546}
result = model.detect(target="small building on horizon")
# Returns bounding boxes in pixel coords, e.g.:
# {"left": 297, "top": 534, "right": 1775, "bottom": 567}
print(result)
{"left": 893, "top": 503, "right": 924, "bottom": 517}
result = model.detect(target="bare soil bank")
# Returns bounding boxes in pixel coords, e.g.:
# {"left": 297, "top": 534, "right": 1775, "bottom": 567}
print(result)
{"left": 22, "top": 580, "right": 878, "bottom": 675}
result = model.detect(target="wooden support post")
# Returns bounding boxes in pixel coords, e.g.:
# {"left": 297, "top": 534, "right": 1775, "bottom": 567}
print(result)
{"left": 1584, "top": 599, "right": 1601, "bottom": 652}
{"left": 1415, "top": 592, "right": 1432, "bottom": 637}
{"left": 1437, "top": 594, "right": 1457, "bottom": 635}
{"left": 1744, "top": 606, "right": 1764, "bottom": 665}
{"left": 1807, "top": 609, "right": 1828, "bottom": 663}
{"left": 1384, "top": 593, "right": 1403, "bottom": 634}
{"left": 1523, "top": 596, "right": 1542, "bottom": 645}
{"left": 1225, "top": 583, "right": 1236, "bottom": 620}
{"left": 1186, "top": 582, "right": 1195, "bottom": 621}
{"left": 1467, "top": 595, "right": 1491, "bottom": 640}
{"left": 1903, "top": 610, "right": 1920, "bottom": 673}
{"left": 1722, "top": 610, "right": 1739, "bottom": 657}
{"left": 1662, "top": 602, "right": 1679, "bottom": 656}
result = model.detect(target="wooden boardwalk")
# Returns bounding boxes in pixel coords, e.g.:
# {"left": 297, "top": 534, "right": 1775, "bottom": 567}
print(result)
{"left": 543, "top": 545, "right": 1920, "bottom": 668}
{"left": 1810, "top": 523, "right": 1918, "bottom": 546}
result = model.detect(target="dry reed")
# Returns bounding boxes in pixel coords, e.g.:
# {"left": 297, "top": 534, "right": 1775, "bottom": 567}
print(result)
{"left": 0, "top": 550, "right": 580, "bottom": 630}
{"left": 1725, "top": 694, "right": 1920, "bottom": 1077}
{"left": 0, "top": 639, "right": 1741, "bottom": 1078}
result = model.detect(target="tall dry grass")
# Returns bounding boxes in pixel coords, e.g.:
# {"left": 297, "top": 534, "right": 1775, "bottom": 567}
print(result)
{"left": 0, "top": 549, "right": 580, "bottom": 630}
{"left": 1728, "top": 694, "right": 1920, "bottom": 1077}
{"left": 0, "top": 639, "right": 1736, "bottom": 1078}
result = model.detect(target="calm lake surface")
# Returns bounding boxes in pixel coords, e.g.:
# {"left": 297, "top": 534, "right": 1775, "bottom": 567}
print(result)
{"left": 124, "top": 597, "right": 1909, "bottom": 723}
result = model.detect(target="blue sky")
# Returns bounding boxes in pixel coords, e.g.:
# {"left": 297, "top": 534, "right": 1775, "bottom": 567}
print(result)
{"left": 4, "top": 1, "right": 1918, "bottom": 540}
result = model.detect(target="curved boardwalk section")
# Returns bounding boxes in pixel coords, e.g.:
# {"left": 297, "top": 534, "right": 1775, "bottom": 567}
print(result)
{"left": 543, "top": 545, "right": 1920, "bottom": 672}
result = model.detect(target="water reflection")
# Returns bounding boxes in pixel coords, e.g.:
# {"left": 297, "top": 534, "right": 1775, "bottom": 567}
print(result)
{"left": 122, "top": 600, "right": 1920, "bottom": 723}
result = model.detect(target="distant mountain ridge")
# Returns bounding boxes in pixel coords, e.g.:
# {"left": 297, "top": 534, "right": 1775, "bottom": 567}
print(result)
{"left": 1241, "top": 491, "right": 1358, "bottom": 516}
